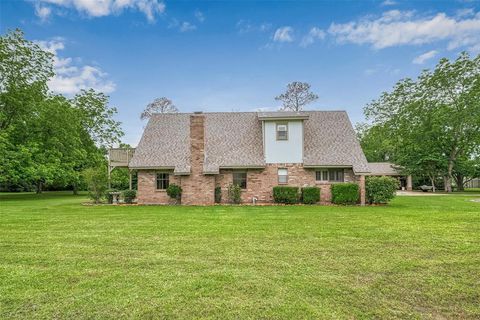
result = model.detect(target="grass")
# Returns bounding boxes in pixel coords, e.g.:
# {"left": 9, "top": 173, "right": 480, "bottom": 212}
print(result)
{"left": 1, "top": 192, "right": 479, "bottom": 319}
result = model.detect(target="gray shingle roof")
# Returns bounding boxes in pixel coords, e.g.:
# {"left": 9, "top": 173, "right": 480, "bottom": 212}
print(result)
{"left": 368, "top": 162, "right": 402, "bottom": 176}
{"left": 204, "top": 113, "right": 265, "bottom": 173}
{"left": 303, "top": 111, "right": 370, "bottom": 173}
{"left": 129, "top": 111, "right": 370, "bottom": 174}
{"left": 129, "top": 114, "right": 191, "bottom": 174}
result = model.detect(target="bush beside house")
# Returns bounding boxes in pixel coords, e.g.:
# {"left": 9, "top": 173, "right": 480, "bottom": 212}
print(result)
{"left": 301, "top": 187, "right": 320, "bottom": 204}
{"left": 331, "top": 183, "right": 359, "bottom": 205}
{"left": 123, "top": 189, "right": 137, "bottom": 204}
{"left": 273, "top": 186, "right": 299, "bottom": 204}
{"left": 166, "top": 184, "right": 182, "bottom": 204}
{"left": 228, "top": 184, "right": 242, "bottom": 204}
{"left": 366, "top": 176, "right": 398, "bottom": 204}
{"left": 214, "top": 186, "right": 222, "bottom": 203}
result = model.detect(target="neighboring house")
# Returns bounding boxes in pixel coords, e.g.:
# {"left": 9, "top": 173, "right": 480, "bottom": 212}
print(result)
{"left": 368, "top": 162, "right": 413, "bottom": 191}
{"left": 128, "top": 111, "right": 371, "bottom": 205}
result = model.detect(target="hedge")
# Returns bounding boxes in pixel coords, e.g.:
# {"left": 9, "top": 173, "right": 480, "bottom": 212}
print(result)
{"left": 331, "top": 183, "right": 359, "bottom": 205}
{"left": 366, "top": 176, "right": 398, "bottom": 204}
{"left": 301, "top": 187, "right": 320, "bottom": 204}
{"left": 273, "top": 186, "right": 299, "bottom": 204}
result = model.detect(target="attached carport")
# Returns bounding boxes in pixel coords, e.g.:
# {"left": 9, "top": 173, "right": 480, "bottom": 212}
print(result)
{"left": 368, "top": 162, "right": 412, "bottom": 191}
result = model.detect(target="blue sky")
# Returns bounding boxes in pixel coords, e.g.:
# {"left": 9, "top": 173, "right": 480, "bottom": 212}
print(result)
{"left": 1, "top": 0, "right": 480, "bottom": 145}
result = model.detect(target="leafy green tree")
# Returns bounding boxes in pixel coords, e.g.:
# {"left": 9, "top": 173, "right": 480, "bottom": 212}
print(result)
{"left": 83, "top": 167, "right": 108, "bottom": 204}
{"left": 453, "top": 157, "right": 480, "bottom": 191}
{"left": 0, "top": 29, "right": 53, "bottom": 131}
{"left": 72, "top": 89, "right": 123, "bottom": 149}
{"left": 364, "top": 52, "right": 480, "bottom": 192}
{"left": 356, "top": 123, "right": 393, "bottom": 162}
{"left": 0, "top": 29, "right": 124, "bottom": 193}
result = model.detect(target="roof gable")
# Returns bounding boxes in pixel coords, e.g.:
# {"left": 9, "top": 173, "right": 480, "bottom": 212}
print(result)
{"left": 129, "top": 111, "right": 370, "bottom": 174}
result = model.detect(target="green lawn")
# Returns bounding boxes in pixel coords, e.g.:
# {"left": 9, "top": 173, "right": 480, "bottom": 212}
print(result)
{"left": 1, "top": 192, "right": 479, "bottom": 319}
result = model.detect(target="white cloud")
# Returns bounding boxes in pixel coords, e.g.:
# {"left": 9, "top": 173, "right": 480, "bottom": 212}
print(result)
{"left": 179, "top": 21, "right": 196, "bottom": 32}
{"left": 456, "top": 8, "right": 475, "bottom": 17}
{"left": 381, "top": 0, "right": 397, "bottom": 6}
{"left": 194, "top": 10, "right": 205, "bottom": 22}
{"left": 236, "top": 20, "right": 271, "bottom": 34}
{"left": 35, "top": 4, "right": 52, "bottom": 22}
{"left": 300, "top": 27, "right": 326, "bottom": 47}
{"left": 273, "top": 26, "right": 294, "bottom": 42}
{"left": 36, "top": 38, "right": 115, "bottom": 95}
{"left": 328, "top": 10, "right": 480, "bottom": 52}
{"left": 412, "top": 50, "right": 438, "bottom": 64}
{"left": 36, "top": 0, "right": 165, "bottom": 22}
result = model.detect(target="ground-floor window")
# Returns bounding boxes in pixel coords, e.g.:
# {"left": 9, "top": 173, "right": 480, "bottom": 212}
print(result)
{"left": 278, "top": 168, "right": 288, "bottom": 184}
{"left": 315, "top": 169, "right": 344, "bottom": 182}
{"left": 156, "top": 173, "right": 170, "bottom": 190}
{"left": 233, "top": 172, "right": 247, "bottom": 189}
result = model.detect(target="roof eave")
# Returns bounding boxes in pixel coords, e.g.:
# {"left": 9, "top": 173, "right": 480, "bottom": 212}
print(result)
{"left": 258, "top": 116, "right": 309, "bottom": 121}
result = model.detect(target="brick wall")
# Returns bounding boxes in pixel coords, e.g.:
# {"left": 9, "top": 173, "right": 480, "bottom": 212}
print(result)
{"left": 180, "top": 114, "right": 215, "bottom": 205}
{"left": 215, "top": 164, "right": 357, "bottom": 204}
{"left": 136, "top": 170, "right": 181, "bottom": 205}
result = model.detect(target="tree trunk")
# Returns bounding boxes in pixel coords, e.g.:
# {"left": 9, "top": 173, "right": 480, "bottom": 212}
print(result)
{"left": 72, "top": 183, "right": 78, "bottom": 195}
{"left": 430, "top": 176, "right": 436, "bottom": 193}
{"left": 445, "top": 149, "right": 458, "bottom": 193}
{"left": 36, "top": 181, "right": 42, "bottom": 194}
{"left": 455, "top": 174, "right": 465, "bottom": 191}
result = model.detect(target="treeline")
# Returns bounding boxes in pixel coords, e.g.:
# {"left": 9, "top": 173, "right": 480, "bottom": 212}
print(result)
{"left": 357, "top": 52, "right": 480, "bottom": 191}
{"left": 0, "top": 29, "right": 124, "bottom": 193}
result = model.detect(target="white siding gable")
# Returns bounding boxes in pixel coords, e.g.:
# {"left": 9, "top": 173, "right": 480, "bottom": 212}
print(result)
{"left": 263, "top": 120, "right": 303, "bottom": 163}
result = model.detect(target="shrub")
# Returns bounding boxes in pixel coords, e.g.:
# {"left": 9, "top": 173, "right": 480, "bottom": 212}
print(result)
{"left": 227, "top": 184, "right": 242, "bottom": 204}
{"left": 123, "top": 189, "right": 137, "bottom": 204}
{"left": 366, "top": 176, "right": 399, "bottom": 204}
{"left": 215, "top": 186, "right": 222, "bottom": 203}
{"left": 83, "top": 167, "right": 108, "bottom": 204}
{"left": 273, "top": 186, "right": 299, "bottom": 204}
{"left": 302, "top": 187, "right": 320, "bottom": 204}
{"left": 166, "top": 184, "right": 182, "bottom": 204}
{"left": 331, "top": 183, "right": 359, "bottom": 205}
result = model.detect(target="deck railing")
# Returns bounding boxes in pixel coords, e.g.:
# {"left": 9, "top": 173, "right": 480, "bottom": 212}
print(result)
{"left": 108, "top": 148, "right": 135, "bottom": 167}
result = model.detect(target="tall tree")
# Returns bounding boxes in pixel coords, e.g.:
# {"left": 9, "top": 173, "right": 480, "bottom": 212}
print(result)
{"left": 364, "top": 52, "right": 480, "bottom": 192}
{"left": 140, "top": 97, "right": 178, "bottom": 120}
{"left": 0, "top": 30, "right": 124, "bottom": 193}
{"left": 275, "top": 81, "right": 318, "bottom": 111}
{"left": 72, "top": 89, "right": 124, "bottom": 149}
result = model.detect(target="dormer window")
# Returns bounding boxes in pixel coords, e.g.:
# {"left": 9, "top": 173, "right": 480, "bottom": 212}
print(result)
{"left": 276, "top": 122, "right": 288, "bottom": 140}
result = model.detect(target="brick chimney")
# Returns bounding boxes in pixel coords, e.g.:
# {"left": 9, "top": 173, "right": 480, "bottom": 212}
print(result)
{"left": 180, "top": 113, "right": 215, "bottom": 205}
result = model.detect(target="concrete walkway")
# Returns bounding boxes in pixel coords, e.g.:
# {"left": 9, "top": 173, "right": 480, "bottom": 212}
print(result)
{"left": 396, "top": 190, "right": 445, "bottom": 196}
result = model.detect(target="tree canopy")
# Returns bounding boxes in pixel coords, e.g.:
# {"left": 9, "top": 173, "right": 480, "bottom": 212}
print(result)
{"left": 275, "top": 82, "right": 318, "bottom": 111}
{"left": 0, "top": 29, "right": 124, "bottom": 192}
{"left": 359, "top": 52, "right": 480, "bottom": 191}
{"left": 140, "top": 97, "right": 178, "bottom": 120}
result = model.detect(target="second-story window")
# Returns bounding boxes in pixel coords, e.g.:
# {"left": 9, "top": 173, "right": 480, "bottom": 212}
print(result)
{"left": 276, "top": 122, "right": 288, "bottom": 140}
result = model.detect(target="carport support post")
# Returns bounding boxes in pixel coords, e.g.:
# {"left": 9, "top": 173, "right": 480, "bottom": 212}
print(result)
{"left": 407, "top": 175, "right": 412, "bottom": 191}
{"left": 129, "top": 170, "right": 133, "bottom": 190}
{"left": 359, "top": 175, "right": 366, "bottom": 206}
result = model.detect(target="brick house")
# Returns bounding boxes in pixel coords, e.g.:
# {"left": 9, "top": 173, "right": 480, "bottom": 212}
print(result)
{"left": 128, "top": 111, "right": 371, "bottom": 205}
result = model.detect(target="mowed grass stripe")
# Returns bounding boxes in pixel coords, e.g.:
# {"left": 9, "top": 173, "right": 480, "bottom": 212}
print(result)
{"left": 0, "top": 192, "right": 479, "bottom": 319}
